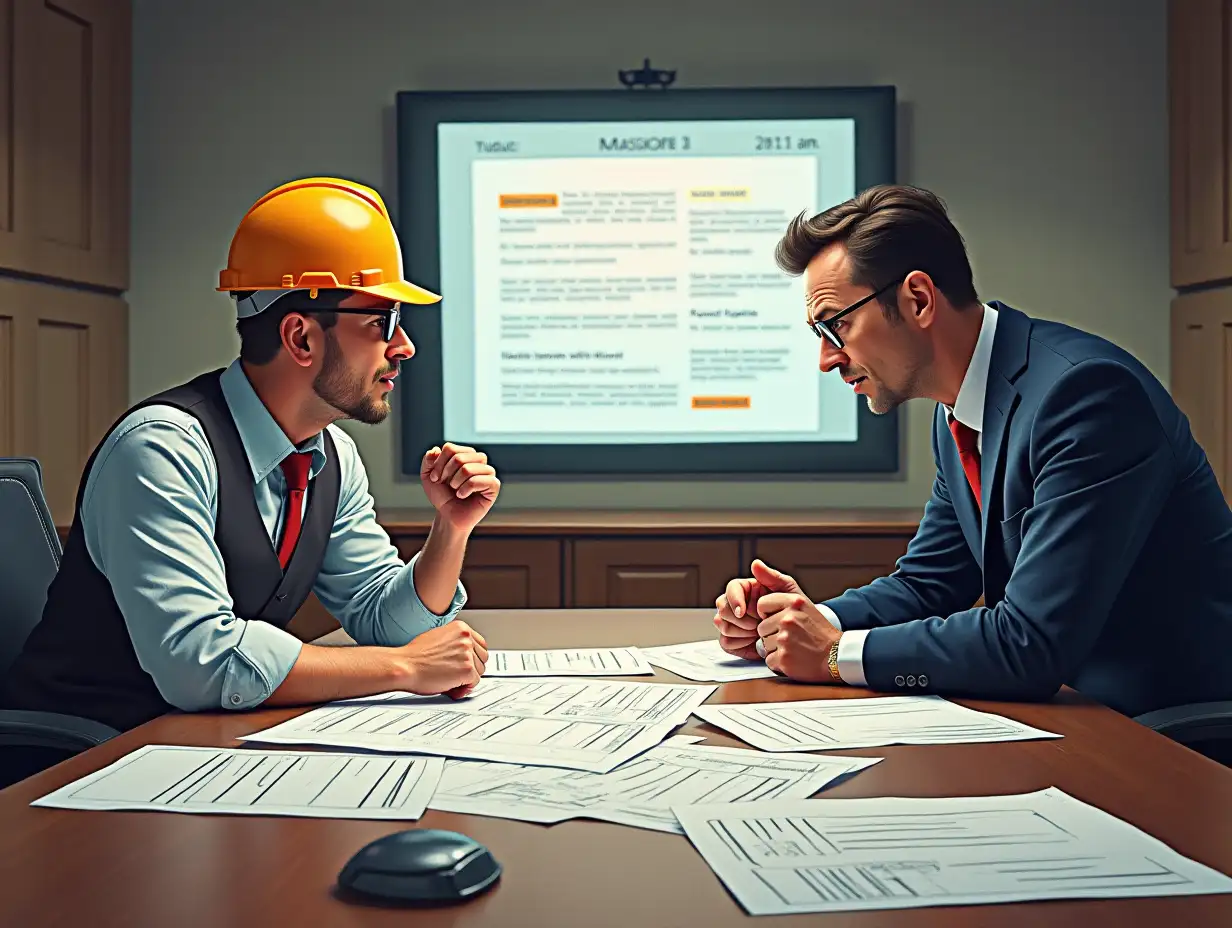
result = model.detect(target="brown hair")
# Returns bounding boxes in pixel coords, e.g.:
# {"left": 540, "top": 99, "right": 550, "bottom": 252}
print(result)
{"left": 775, "top": 184, "right": 979, "bottom": 315}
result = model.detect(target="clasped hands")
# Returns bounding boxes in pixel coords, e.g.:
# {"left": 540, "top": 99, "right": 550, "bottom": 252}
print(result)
{"left": 713, "top": 559, "right": 841, "bottom": 683}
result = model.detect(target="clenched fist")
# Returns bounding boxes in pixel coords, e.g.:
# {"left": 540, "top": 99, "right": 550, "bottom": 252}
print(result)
{"left": 420, "top": 442, "right": 501, "bottom": 533}
{"left": 397, "top": 620, "right": 488, "bottom": 698}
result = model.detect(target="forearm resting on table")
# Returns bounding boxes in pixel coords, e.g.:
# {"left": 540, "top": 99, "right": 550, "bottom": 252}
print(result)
{"left": 265, "top": 643, "right": 409, "bottom": 706}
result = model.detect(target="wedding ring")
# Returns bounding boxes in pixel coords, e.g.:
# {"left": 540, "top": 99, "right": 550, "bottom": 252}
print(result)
{"left": 755, "top": 638, "right": 767, "bottom": 659}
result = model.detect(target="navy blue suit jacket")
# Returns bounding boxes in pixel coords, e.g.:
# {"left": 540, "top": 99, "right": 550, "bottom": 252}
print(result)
{"left": 822, "top": 302, "right": 1232, "bottom": 718}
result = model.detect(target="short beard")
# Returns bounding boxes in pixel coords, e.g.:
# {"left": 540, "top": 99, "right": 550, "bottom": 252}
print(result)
{"left": 312, "top": 330, "right": 390, "bottom": 425}
{"left": 866, "top": 381, "right": 908, "bottom": 415}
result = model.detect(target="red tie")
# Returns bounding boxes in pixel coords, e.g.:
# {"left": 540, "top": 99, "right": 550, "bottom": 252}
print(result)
{"left": 276, "top": 452, "right": 313, "bottom": 568}
{"left": 949, "top": 417, "right": 982, "bottom": 508}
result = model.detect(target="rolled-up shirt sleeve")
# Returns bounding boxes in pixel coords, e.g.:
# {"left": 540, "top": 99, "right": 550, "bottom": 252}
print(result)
{"left": 311, "top": 426, "right": 467, "bottom": 646}
{"left": 81, "top": 411, "right": 303, "bottom": 712}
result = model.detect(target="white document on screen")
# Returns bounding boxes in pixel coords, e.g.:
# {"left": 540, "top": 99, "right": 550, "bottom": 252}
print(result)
{"left": 640, "top": 639, "right": 777, "bottom": 682}
{"left": 674, "top": 787, "right": 1232, "bottom": 916}
{"left": 692, "top": 695, "right": 1061, "bottom": 751}
{"left": 428, "top": 735, "right": 880, "bottom": 834}
{"left": 238, "top": 678, "right": 717, "bottom": 774}
{"left": 485, "top": 647, "right": 654, "bottom": 676}
{"left": 30, "top": 745, "right": 443, "bottom": 821}
{"left": 468, "top": 154, "right": 831, "bottom": 439}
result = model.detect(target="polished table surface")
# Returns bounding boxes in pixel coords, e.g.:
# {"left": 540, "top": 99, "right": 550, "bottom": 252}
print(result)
{"left": 2, "top": 608, "right": 1232, "bottom": 927}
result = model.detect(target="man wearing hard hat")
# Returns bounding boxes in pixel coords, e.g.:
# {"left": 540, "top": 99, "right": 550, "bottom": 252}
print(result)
{"left": 5, "top": 177, "right": 496, "bottom": 734}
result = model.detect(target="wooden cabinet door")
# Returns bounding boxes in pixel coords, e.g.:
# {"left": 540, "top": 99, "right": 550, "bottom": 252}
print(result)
{"left": 572, "top": 539, "right": 739, "bottom": 608}
{"left": 1170, "top": 0, "right": 1232, "bottom": 286}
{"left": 752, "top": 536, "right": 911, "bottom": 604}
{"left": 454, "top": 538, "right": 562, "bottom": 609}
{"left": 1171, "top": 288, "right": 1232, "bottom": 499}
{"left": 0, "top": 0, "right": 130, "bottom": 289}
{"left": 0, "top": 276, "right": 127, "bottom": 523}
{"left": 391, "top": 534, "right": 562, "bottom": 609}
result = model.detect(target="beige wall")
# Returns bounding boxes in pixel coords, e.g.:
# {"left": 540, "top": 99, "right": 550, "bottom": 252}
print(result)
{"left": 128, "top": 0, "right": 1169, "bottom": 513}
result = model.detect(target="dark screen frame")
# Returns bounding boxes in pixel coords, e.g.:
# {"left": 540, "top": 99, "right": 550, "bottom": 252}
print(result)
{"left": 395, "top": 85, "right": 898, "bottom": 477}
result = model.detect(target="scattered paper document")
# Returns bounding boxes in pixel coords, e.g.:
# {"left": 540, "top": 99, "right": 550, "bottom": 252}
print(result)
{"left": 693, "top": 694, "right": 1060, "bottom": 751}
{"left": 674, "top": 787, "right": 1232, "bottom": 915}
{"left": 240, "top": 678, "right": 717, "bottom": 774}
{"left": 487, "top": 647, "right": 653, "bottom": 676}
{"left": 640, "top": 639, "right": 777, "bottom": 683}
{"left": 31, "top": 745, "right": 443, "bottom": 821}
{"left": 429, "top": 735, "right": 881, "bottom": 834}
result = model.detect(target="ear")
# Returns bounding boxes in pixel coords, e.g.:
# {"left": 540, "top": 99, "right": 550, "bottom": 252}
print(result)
{"left": 902, "top": 270, "right": 939, "bottom": 331}
{"left": 280, "top": 312, "right": 317, "bottom": 368}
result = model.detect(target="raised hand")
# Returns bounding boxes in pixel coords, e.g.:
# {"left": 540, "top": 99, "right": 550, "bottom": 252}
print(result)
{"left": 420, "top": 442, "right": 501, "bottom": 532}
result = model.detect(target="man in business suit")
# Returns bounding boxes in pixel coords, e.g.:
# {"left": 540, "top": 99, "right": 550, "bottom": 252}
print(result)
{"left": 715, "top": 184, "right": 1232, "bottom": 721}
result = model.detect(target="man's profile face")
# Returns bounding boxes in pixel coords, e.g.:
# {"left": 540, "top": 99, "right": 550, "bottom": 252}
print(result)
{"left": 804, "top": 244, "right": 923, "bottom": 415}
{"left": 312, "top": 292, "right": 414, "bottom": 424}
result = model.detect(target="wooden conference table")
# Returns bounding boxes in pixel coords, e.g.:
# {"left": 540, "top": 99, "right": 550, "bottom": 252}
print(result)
{"left": 1, "top": 608, "right": 1231, "bottom": 927}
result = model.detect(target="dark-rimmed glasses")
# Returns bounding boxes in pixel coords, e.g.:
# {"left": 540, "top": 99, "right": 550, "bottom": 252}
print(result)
{"left": 309, "top": 305, "right": 403, "bottom": 341}
{"left": 807, "top": 276, "right": 903, "bottom": 349}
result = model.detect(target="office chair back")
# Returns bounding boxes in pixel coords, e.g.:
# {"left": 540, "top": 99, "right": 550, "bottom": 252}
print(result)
{"left": 0, "top": 458, "right": 62, "bottom": 678}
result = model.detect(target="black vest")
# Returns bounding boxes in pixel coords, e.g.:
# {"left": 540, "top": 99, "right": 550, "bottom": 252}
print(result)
{"left": 4, "top": 369, "right": 340, "bottom": 733}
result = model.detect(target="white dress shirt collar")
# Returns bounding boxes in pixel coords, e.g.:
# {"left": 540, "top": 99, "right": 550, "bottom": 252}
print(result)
{"left": 944, "top": 302, "right": 999, "bottom": 434}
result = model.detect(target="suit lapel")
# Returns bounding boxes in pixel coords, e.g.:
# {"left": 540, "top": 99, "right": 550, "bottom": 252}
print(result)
{"left": 979, "top": 373, "right": 1019, "bottom": 540}
{"left": 978, "top": 303, "right": 1030, "bottom": 577}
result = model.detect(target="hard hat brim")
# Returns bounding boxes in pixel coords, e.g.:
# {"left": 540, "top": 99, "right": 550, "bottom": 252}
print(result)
{"left": 358, "top": 279, "right": 442, "bottom": 305}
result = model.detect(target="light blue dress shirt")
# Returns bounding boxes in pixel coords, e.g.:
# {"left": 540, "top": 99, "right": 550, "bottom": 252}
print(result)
{"left": 79, "top": 358, "right": 466, "bottom": 713}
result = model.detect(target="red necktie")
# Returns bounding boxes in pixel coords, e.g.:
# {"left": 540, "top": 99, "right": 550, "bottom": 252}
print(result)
{"left": 276, "top": 452, "right": 313, "bottom": 568}
{"left": 949, "top": 417, "right": 982, "bottom": 508}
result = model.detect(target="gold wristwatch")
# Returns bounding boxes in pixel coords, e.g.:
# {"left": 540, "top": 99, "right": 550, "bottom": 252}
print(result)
{"left": 827, "top": 636, "right": 842, "bottom": 682}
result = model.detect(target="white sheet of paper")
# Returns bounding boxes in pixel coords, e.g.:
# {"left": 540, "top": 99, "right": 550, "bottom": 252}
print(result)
{"left": 693, "top": 694, "right": 1061, "bottom": 751}
{"left": 640, "top": 639, "right": 777, "bottom": 683}
{"left": 30, "top": 745, "right": 443, "bottom": 820}
{"left": 486, "top": 647, "right": 653, "bottom": 676}
{"left": 429, "top": 735, "right": 880, "bottom": 834}
{"left": 239, "top": 678, "right": 717, "bottom": 773}
{"left": 674, "top": 787, "right": 1232, "bottom": 915}
{"left": 427, "top": 734, "right": 707, "bottom": 819}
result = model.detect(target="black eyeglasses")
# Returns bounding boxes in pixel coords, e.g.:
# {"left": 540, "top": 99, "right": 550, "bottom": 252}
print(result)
{"left": 300, "top": 305, "right": 403, "bottom": 341}
{"left": 807, "top": 276, "right": 903, "bottom": 349}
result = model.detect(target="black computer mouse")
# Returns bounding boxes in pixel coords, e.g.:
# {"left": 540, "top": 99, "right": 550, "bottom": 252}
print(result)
{"left": 337, "top": 829, "right": 501, "bottom": 906}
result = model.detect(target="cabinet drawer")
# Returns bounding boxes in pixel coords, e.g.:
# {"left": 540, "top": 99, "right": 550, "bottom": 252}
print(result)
{"left": 572, "top": 539, "right": 739, "bottom": 608}
{"left": 394, "top": 534, "right": 561, "bottom": 609}
{"left": 457, "top": 538, "right": 562, "bottom": 609}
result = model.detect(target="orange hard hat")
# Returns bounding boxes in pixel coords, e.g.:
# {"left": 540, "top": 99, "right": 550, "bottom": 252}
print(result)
{"left": 217, "top": 176, "right": 440, "bottom": 312}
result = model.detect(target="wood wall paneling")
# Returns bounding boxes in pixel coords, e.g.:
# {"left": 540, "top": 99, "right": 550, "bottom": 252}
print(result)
{"left": 0, "top": 277, "right": 127, "bottom": 522}
{"left": 1167, "top": 0, "right": 1232, "bottom": 505}
{"left": 0, "top": 0, "right": 129, "bottom": 289}
{"left": 1171, "top": 289, "right": 1232, "bottom": 500}
{"left": 0, "top": 0, "right": 15, "bottom": 248}
{"left": 0, "top": 304, "right": 13, "bottom": 454}
{"left": 1169, "top": 0, "right": 1232, "bottom": 287}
